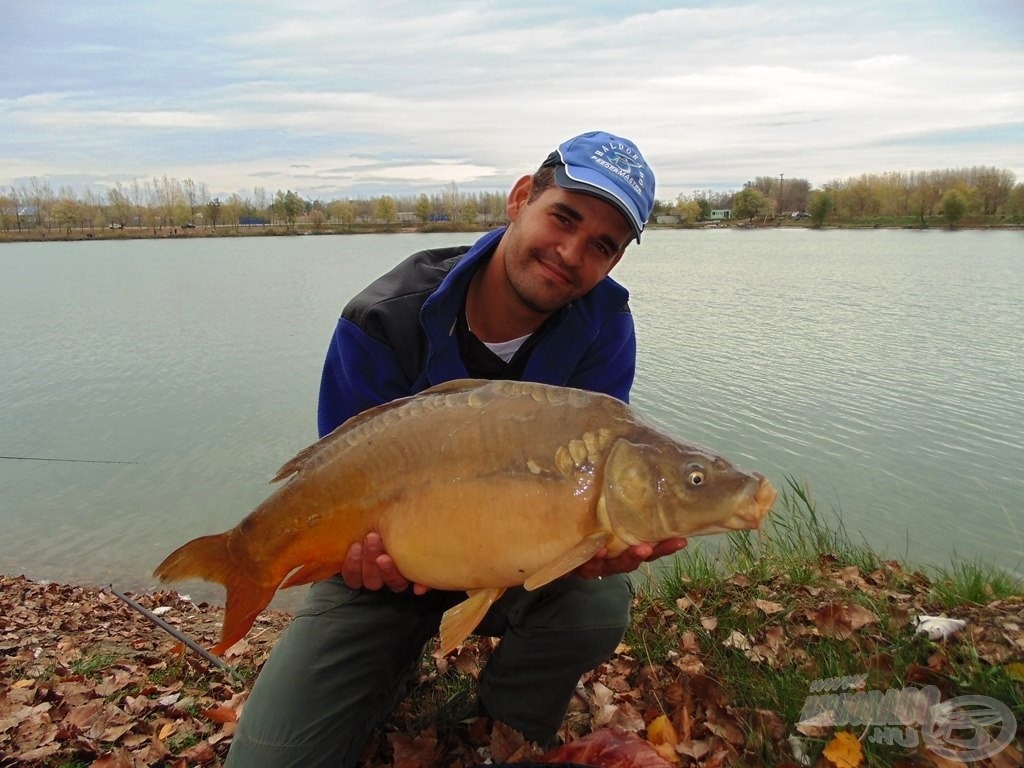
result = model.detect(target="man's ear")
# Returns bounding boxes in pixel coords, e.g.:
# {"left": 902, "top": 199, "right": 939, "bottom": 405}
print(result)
{"left": 506, "top": 175, "right": 534, "bottom": 221}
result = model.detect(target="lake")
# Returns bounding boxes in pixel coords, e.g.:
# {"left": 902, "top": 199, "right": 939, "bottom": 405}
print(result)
{"left": 1, "top": 228, "right": 1021, "bottom": 610}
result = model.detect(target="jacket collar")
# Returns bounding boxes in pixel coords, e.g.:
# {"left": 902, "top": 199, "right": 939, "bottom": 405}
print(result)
{"left": 419, "top": 226, "right": 630, "bottom": 386}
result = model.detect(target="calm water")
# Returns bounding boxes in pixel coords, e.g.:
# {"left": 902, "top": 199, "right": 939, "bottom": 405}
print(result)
{"left": 2, "top": 229, "right": 1021, "bottom": 609}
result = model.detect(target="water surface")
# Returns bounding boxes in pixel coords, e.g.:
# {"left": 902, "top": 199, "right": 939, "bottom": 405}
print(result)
{"left": 1, "top": 229, "right": 1021, "bottom": 608}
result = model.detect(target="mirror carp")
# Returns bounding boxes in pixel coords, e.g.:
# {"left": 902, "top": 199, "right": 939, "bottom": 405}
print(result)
{"left": 154, "top": 379, "right": 777, "bottom": 656}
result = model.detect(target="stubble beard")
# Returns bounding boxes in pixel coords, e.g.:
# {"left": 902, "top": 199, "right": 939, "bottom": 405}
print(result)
{"left": 507, "top": 246, "right": 579, "bottom": 317}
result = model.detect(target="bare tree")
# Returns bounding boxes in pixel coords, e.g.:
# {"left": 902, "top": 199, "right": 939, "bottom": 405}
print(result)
{"left": 183, "top": 178, "right": 198, "bottom": 224}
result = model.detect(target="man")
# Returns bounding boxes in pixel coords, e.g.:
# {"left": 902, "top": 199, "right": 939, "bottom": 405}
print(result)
{"left": 226, "top": 130, "right": 687, "bottom": 768}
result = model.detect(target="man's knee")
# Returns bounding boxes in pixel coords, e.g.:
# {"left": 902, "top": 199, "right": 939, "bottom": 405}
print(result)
{"left": 533, "top": 574, "right": 633, "bottom": 634}
{"left": 475, "top": 576, "right": 635, "bottom": 745}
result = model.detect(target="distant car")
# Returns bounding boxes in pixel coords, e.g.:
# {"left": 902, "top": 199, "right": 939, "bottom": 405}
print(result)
{"left": 791, "top": 211, "right": 810, "bottom": 219}
{"left": 183, "top": 222, "right": 196, "bottom": 228}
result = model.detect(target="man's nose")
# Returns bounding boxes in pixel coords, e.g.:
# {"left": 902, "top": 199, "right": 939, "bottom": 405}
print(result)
{"left": 556, "top": 234, "right": 587, "bottom": 266}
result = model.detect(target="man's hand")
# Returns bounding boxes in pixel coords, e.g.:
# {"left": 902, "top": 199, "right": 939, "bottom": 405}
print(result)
{"left": 574, "top": 537, "right": 688, "bottom": 580}
{"left": 341, "top": 532, "right": 430, "bottom": 595}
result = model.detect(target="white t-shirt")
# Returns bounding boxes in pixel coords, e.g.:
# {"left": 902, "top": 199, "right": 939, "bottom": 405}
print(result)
{"left": 482, "top": 333, "right": 531, "bottom": 363}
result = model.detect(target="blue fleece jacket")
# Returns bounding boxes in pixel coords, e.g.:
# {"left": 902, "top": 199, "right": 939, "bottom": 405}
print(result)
{"left": 317, "top": 227, "right": 636, "bottom": 437}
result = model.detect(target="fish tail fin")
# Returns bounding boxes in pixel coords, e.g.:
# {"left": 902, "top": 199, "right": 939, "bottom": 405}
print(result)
{"left": 211, "top": 579, "right": 277, "bottom": 656}
{"left": 154, "top": 531, "right": 235, "bottom": 585}
{"left": 154, "top": 532, "right": 276, "bottom": 656}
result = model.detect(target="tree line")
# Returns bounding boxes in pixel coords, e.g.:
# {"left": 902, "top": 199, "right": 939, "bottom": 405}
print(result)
{"left": 670, "top": 167, "right": 1021, "bottom": 227}
{"left": 1, "top": 166, "right": 1020, "bottom": 234}
{"left": 0, "top": 178, "right": 510, "bottom": 234}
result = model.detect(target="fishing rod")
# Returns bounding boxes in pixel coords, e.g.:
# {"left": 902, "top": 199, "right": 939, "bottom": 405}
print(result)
{"left": 0, "top": 455, "right": 138, "bottom": 464}
{"left": 109, "top": 585, "right": 244, "bottom": 681}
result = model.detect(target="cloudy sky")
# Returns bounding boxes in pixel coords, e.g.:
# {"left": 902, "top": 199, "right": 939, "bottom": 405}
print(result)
{"left": 2, "top": 1, "right": 1022, "bottom": 203}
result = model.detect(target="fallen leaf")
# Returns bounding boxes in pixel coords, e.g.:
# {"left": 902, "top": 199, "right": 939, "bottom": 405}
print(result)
{"left": 15, "top": 743, "right": 61, "bottom": 761}
{"left": 388, "top": 730, "right": 439, "bottom": 768}
{"left": 646, "top": 713, "right": 679, "bottom": 764}
{"left": 722, "top": 630, "right": 752, "bottom": 652}
{"left": 679, "top": 630, "right": 701, "bottom": 654}
{"left": 755, "top": 599, "right": 784, "bottom": 615}
{"left": 675, "top": 596, "right": 695, "bottom": 611}
{"left": 813, "top": 602, "right": 878, "bottom": 639}
{"left": 201, "top": 706, "right": 238, "bottom": 724}
{"left": 489, "top": 720, "right": 537, "bottom": 763}
{"left": 541, "top": 727, "right": 675, "bottom": 767}
{"left": 674, "top": 653, "right": 705, "bottom": 675}
{"left": 66, "top": 700, "right": 105, "bottom": 730}
{"left": 705, "top": 711, "right": 745, "bottom": 746}
{"left": 222, "top": 638, "right": 249, "bottom": 658}
{"left": 822, "top": 730, "right": 863, "bottom": 768}
{"left": 156, "top": 692, "right": 181, "bottom": 708}
{"left": 91, "top": 750, "right": 136, "bottom": 767}
{"left": 677, "top": 737, "right": 711, "bottom": 760}
{"left": 99, "top": 721, "right": 135, "bottom": 743}
{"left": 181, "top": 740, "right": 217, "bottom": 763}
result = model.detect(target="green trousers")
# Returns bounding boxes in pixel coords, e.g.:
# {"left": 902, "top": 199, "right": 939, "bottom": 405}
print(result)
{"left": 225, "top": 574, "right": 632, "bottom": 768}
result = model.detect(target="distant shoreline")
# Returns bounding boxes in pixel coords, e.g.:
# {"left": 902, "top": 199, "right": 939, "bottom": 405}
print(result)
{"left": 1, "top": 219, "right": 1021, "bottom": 244}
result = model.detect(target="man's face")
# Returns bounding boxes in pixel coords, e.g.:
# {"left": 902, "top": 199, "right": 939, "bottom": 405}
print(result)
{"left": 499, "top": 179, "right": 633, "bottom": 317}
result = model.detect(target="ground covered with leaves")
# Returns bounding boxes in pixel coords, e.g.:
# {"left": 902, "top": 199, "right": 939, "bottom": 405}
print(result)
{"left": 1, "top": 559, "right": 1022, "bottom": 767}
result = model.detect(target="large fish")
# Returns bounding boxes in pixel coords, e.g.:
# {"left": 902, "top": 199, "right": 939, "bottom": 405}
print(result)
{"left": 154, "top": 379, "right": 776, "bottom": 656}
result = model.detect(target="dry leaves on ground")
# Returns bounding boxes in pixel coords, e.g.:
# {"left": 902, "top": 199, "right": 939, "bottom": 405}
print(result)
{"left": 2, "top": 564, "right": 1022, "bottom": 767}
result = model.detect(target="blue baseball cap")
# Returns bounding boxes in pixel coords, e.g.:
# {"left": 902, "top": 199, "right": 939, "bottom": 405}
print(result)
{"left": 542, "top": 131, "right": 656, "bottom": 243}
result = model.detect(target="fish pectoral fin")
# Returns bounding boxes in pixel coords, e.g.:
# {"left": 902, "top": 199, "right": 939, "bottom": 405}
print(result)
{"left": 437, "top": 587, "right": 505, "bottom": 658}
{"left": 279, "top": 561, "right": 347, "bottom": 589}
{"left": 523, "top": 531, "right": 613, "bottom": 591}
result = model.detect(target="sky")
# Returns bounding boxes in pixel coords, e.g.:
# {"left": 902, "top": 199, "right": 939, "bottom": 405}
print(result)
{"left": 2, "top": 0, "right": 1023, "bottom": 204}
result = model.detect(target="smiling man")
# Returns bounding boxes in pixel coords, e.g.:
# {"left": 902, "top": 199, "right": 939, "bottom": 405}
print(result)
{"left": 226, "top": 131, "right": 687, "bottom": 768}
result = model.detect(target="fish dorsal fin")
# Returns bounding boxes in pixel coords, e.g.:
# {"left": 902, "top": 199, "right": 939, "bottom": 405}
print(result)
{"left": 271, "top": 380, "right": 491, "bottom": 483}
{"left": 437, "top": 587, "right": 505, "bottom": 657}
{"left": 522, "top": 531, "right": 612, "bottom": 591}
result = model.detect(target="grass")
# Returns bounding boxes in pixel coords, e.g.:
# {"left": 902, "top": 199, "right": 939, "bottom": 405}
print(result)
{"left": 166, "top": 731, "right": 203, "bottom": 753}
{"left": 624, "top": 476, "right": 1023, "bottom": 765}
{"left": 930, "top": 555, "right": 1022, "bottom": 608}
{"left": 405, "top": 666, "right": 480, "bottom": 733}
{"left": 69, "top": 651, "right": 120, "bottom": 678}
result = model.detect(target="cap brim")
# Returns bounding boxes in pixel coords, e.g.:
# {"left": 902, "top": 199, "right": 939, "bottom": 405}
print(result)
{"left": 553, "top": 165, "right": 643, "bottom": 243}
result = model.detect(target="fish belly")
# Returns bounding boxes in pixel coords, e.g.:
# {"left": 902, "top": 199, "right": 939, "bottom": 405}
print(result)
{"left": 377, "top": 477, "right": 599, "bottom": 590}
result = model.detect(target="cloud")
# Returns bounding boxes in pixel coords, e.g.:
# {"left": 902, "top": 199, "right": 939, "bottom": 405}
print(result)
{"left": 2, "top": 1, "right": 1022, "bottom": 200}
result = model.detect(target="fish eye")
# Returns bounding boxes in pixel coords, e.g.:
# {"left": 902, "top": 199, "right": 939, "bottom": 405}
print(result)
{"left": 687, "top": 469, "right": 706, "bottom": 486}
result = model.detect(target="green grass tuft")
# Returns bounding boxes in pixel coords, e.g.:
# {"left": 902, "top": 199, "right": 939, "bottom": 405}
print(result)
{"left": 69, "top": 651, "right": 119, "bottom": 677}
{"left": 929, "top": 555, "right": 1023, "bottom": 608}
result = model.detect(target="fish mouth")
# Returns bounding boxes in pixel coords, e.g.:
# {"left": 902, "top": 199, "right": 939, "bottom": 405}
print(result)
{"left": 719, "top": 474, "right": 778, "bottom": 534}
{"left": 744, "top": 474, "right": 777, "bottom": 531}
{"left": 754, "top": 474, "right": 778, "bottom": 515}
